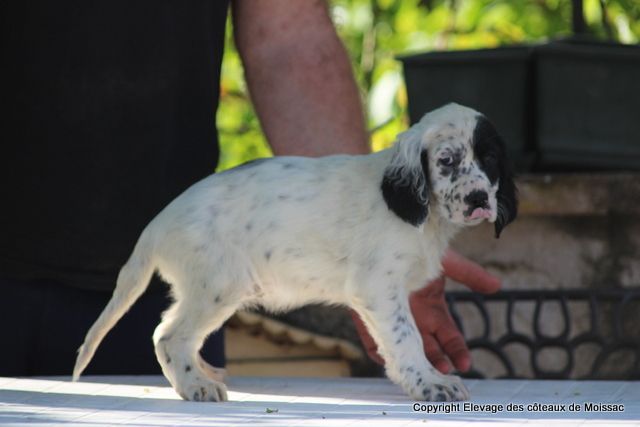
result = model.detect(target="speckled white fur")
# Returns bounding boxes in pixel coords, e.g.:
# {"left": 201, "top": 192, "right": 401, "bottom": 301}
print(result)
{"left": 73, "top": 104, "right": 507, "bottom": 403}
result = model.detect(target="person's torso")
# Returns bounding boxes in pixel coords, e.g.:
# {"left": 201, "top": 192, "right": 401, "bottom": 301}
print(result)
{"left": 1, "top": 0, "right": 230, "bottom": 290}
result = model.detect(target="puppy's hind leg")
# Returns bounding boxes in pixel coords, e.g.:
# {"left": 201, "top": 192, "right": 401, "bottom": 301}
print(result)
{"left": 153, "top": 290, "right": 240, "bottom": 402}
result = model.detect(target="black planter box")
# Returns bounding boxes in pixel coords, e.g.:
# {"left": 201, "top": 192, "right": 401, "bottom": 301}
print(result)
{"left": 400, "top": 41, "right": 640, "bottom": 172}
{"left": 400, "top": 47, "right": 534, "bottom": 172}
{"left": 535, "top": 41, "right": 640, "bottom": 170}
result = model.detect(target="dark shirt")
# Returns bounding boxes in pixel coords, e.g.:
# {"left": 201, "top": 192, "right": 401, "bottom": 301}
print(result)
{"left": 1, "top": 1, "right": 230, "bottom": 291}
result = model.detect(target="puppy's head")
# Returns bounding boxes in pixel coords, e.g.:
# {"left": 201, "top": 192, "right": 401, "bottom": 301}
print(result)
{"left": 381, "top": 103, "right": 517, "bottom": 238}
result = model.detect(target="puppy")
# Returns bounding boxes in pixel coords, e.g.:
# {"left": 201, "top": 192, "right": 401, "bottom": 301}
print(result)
{"left": 73, "top": 103, "right": 517, "bottom": 402}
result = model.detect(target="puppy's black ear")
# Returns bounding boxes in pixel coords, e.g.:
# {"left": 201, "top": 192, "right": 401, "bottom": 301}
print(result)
{"left": 494, "top": 148, "right": 518, "bottom": 238}
{"left": 474, "top": 115, "right": 518, "bottom": 238}
{"left": 381, "top": 127, "right": 430, "bottom": 227}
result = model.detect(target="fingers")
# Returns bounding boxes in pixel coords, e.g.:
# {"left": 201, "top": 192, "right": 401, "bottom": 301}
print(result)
{"left": 436, "top": 325, "right": 471, "bottom": 372}
{"left": 416, "top": 277, "right": 446, "bottom": 299}
{"left": 441, "top": 249, "right": 501, "bottom": 294}
{"left": 411, "top": 279, "right": 472, "bottom": 373}
{"left": 350, "top": 310, "right": 384, "bottom": 365}
{"left": 421, "top": 333, "right": 451, "bottom": 374}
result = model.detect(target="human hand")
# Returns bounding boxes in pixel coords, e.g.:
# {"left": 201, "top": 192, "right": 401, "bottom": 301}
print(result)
{"left": 352, "top": 249, "right": 500, "bottom": 374}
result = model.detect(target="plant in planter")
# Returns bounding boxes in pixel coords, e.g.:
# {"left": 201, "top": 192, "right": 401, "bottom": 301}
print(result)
{"left": 400, "top": 0, "right": 640, "bottom": 172}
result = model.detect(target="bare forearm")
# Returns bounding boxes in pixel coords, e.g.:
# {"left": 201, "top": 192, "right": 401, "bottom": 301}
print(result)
{"left": 232, "top": 0, "right": 369, "bottom": 157}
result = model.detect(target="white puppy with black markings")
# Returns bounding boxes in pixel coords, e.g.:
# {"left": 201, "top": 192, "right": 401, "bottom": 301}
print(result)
{"left": 73, "top": 103, "right": 517, "bottom": 402}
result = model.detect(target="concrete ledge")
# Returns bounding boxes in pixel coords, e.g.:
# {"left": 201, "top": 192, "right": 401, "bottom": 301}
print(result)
{"left": 517, "top": 173, "right": 640, "bottom": 216}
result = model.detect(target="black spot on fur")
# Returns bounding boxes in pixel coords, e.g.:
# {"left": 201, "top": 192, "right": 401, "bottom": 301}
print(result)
{"left": 381, "top": 150, "right": 430, "bottom": 227}
{"left": 435, "top": 392, "right": 448, "bottom": 402}
{"left": 214, "top": 295, "right": 221, "bottom": 303}
{"left": 444, "top": 203, "right": 452, "bottom": 218}
{"left": 265, "top": 250, "right": 272, "bottom": 260}
{"left": 245, "top": 222, "right": 253, "bottom": 231}
{"left": 185, "top": 365, "right": 192, "bottom": 372}
{"left": 365, "top": 256, "right": 377, "bottom": 271}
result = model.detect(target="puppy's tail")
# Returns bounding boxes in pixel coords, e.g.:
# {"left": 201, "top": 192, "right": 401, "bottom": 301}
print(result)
{"left": 72, "top": 227, "right": 156, "bottom": 381}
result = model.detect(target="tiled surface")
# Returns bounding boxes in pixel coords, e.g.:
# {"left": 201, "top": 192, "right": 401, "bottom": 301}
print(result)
{"left": 0, "top": 376, "right": 638, "bottom": 426}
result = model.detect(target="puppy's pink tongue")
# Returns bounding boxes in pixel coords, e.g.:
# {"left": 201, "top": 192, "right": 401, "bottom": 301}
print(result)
{"left": 469, "top": 208, "right": 492, "bottom": 220}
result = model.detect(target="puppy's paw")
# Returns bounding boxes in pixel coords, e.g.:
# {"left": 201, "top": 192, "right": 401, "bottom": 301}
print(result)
{"left": 412, "top": 375, "right": 469, "bottom": 401}
{"left": 177, "top": 377, "right": 228, "bottom": 402}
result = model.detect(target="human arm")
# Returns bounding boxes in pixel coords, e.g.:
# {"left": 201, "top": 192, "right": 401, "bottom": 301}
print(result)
{"left": 232, "top": 0, "right": 369, "bottom": 157}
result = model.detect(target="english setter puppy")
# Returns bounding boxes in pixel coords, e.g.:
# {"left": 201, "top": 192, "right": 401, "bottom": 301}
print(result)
{"left": 73, "top": 103, "right": 517, "bottom": 402}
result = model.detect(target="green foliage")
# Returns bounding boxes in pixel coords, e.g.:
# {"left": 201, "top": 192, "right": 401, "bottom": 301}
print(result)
{"left": 216, "top": 22, "right": 272, "bottom": 172}
{"left": 216, "top": 0, "right": 639, "bottom": 171}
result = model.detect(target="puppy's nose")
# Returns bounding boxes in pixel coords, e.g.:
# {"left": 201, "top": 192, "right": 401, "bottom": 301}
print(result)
{"left": 464, "top": 190, "right": 489, "bottom": 209}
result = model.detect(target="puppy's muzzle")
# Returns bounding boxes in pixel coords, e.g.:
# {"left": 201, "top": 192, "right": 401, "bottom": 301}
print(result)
{"left": 464, "top": 190, "right": 491, "bottom": 220}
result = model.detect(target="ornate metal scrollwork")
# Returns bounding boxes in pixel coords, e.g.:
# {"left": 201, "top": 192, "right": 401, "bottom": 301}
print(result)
{"left": 446, "top": 289, "right": 640, "bottom": 380}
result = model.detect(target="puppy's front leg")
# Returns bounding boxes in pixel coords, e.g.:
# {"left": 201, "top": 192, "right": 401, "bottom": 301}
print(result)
{"left": 353, "top": 288, "right": 469, "bottom": 401}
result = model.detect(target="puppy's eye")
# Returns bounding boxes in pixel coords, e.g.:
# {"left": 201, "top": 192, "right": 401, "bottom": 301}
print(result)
{"left": 438, "top": 156, "right": 454, "bottom": 167}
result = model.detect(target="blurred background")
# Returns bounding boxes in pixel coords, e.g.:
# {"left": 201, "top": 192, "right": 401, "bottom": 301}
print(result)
{"left": 220, "top": 1, "right": 640, "bottom": 382}
{"left": 217, "top": 0, "right": 640, "bottom": 170}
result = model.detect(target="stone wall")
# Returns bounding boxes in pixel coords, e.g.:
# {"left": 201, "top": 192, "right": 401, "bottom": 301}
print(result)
{"left": 449, "top": 173, "right": 640, "bottom": 379}
{"left": 451, "top": 174, "right": 640, "bottom": 290}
